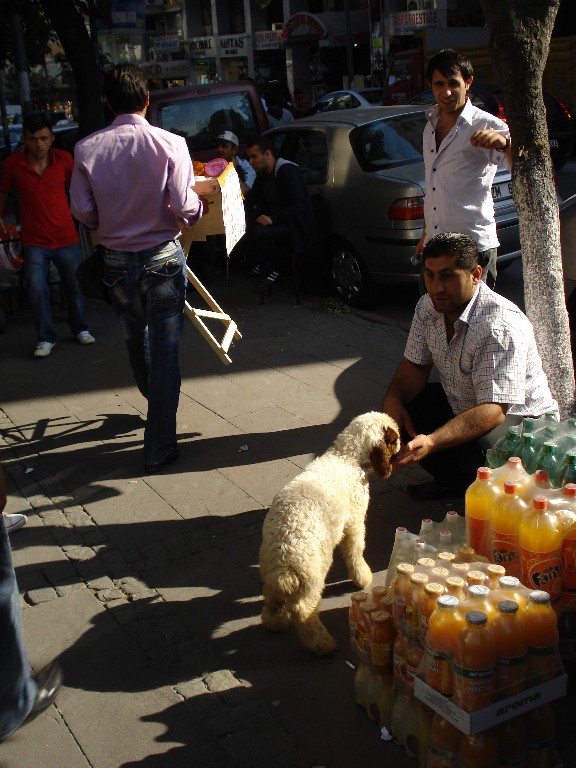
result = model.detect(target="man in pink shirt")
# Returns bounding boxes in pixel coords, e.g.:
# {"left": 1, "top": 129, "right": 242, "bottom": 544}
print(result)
{"left": 71, "top": 64, "right": 213, "bottom": 473}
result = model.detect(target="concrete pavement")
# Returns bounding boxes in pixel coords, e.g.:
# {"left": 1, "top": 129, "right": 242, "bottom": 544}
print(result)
{"left": 0, "top": 272, "right": 573, "bottom": 767}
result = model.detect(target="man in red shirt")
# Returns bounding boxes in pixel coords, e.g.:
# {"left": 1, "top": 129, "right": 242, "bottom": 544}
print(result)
{"left": 0, "top": 114, "right": 94, "bottom": 357}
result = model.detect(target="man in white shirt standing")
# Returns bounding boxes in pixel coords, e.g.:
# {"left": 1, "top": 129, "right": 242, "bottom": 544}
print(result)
{"left": 415, "top": 49, "right": 512, "bottom": 287}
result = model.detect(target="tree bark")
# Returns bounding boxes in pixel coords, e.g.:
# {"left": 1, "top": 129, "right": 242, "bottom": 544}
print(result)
{"left": 481, "top": 0, "right": 575, "bottom": 418}
{"left": 39, "top": 0, "right": 104, "bottom": 137}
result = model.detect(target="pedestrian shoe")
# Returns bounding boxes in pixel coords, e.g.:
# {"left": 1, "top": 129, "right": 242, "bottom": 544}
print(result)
{"left": 76, "top": 331, "right": 96, "bottom": 345}
{"left": 22, "top": 663, "right": 63, "bottom": 726}
{"left": 144, "top": 443, "right": 180, "bottom": 474}
{"left": 4, "top": 513, "right": 27, "bottom": 534}
{"left": 406, "top": 479, "right": 466, "bottom": 502}
{"left": 33, "top": 341, "right": 56, "bottom": 358}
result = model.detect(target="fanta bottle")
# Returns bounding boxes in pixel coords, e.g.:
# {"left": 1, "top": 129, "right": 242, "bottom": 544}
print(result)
{"left": 551, "top": 482, "right": 576, "bottom": 532}
{"left": 420, "top": 582, "right": 445, "bottom": 644}
{"left": 522, "top": 590, "right": 560, "bottom": 683}
{"left": 456, "top": 730, "right": 499, "bottom": 768}
{"left": 491, "top": 479, "right": 528, "bottom": 577}
{"left": 465, "top": 467, "right": 499, "bottom": 559}
{"left": 393, "top": 563, "right": 415, "bottom": 633}
{"left": 424, "top": 713, "right": 461, "bottom": 768}
{"left": 423, "top": 594, "right": 465, "bottom": 697}
{"left": 453, "top": 611, "right": 496, "bottom": 712}
{"left": 491, "top": 456, "right": 530, "bottom": 495}
{"left": 492, "top": 599, "right": 528, "bottom": 697}
{"left": 519, "top": 496, "right": 563, "bottom": 603}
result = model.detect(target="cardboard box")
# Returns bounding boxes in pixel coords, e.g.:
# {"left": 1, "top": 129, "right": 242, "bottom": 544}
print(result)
{"left": 414, "top": 672, "right": 567, "bottom": 735}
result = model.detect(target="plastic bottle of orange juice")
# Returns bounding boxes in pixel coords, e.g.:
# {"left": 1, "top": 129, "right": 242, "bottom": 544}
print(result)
{"left": 522, "top": 590, "right": 560, "bottom": 683}
{"left": 465, "top": 466, "right": 500, "bottom": 559}
{"left": 407, "top": 572, "right": 429, "bottom": 638}
{"left": 493, "top": 574, "right": 530, "bottom": 611}
{"left": 491, "top": 479, "right": 528, "bottom": 578}
{"left": 453, "top": 611, "right": 496, "bottom": 712}
{"left": 492, "top": 599, "right": 528, "bottom": 697}
{"left": 393, "top": 563, "right": 415, "bottom": 633}
{"left": 491, "top": 455, "right": 530, "bottom": 495}
{"left": 349, "top": 591, "right": 368, "bottom": 658}
{"left": 519, "top": 495, "right": 563, "bottom": 604}
{"left": 423, "top": 713, "right": 461, "bottom": 768}
{"left": 455, "top": 730, "right": 499, "bottom": 768}
{"left": 462, "top": 584, "right": 497, "bottom": 622}
{"left": 370, "top": 610, "right": 395, "bottom": 675}
{"left": 423, "top": 595, "right": 465, "bottom": 697}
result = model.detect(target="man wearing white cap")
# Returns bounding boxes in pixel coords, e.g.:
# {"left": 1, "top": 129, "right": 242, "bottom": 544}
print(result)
{"left": 214, "top": 131, "right": 255, "bottom": 196}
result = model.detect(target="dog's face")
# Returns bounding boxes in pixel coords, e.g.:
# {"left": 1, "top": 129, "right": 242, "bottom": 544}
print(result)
{"left": 370, "top": 425, "right": 400, "bottom": 479}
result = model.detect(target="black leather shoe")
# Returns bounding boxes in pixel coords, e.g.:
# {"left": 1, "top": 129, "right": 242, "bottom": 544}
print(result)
{"left": 23, "top": 663, "right": 63, "bottom": 725}
{"left": 144, "top": 443, "right": 180, "bottom": 474}
{"left": 406, "top": 479, "right": 466, "bottom": 502}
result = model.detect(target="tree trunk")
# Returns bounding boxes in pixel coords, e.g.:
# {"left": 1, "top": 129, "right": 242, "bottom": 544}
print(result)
{"left": 39, "top": 0, "right": 104, "bottom": 137}
{"left": 481, "top": 0, "right": 575, "bottom": 418}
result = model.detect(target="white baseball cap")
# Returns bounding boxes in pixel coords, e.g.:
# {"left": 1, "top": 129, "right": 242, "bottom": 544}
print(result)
{"left": 215, "top": 130, "right": 239, "bottom": 147}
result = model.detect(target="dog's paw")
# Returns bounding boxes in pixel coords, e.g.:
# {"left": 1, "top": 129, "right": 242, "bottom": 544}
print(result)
{"left": 261, "top": 607, "right": 290, "bottom": 632}
{"left": 351, "top": 560, "right": 372, "bottom": 589}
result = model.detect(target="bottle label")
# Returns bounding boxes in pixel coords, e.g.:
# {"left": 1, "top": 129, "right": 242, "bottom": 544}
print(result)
{"left": 562, "top": 539, "right": 576, "bottom": 592}
{"left": 496, "top": 654, "right": 528, "bottom": 693}
{"left": 424, "top": 646, "right": 453, "bottom": 696}
{"left": 528, "top": 645, "right": 557, "bottom": 682}
{"left": 492, "top": 531, "right": 521, "bottom": 575}
{"left": 520, "top": 547, "right": 562, "bottom": 602}
{"left": 453, "top": 664, "right": 494, "bottom": 710}
{"left": 371, "top": 642, "right": 393, "bottom": 671}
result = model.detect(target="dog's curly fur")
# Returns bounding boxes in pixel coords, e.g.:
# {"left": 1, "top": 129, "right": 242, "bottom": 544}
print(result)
{"left": 259, "top": 411, "right": 400, "bottom": 656}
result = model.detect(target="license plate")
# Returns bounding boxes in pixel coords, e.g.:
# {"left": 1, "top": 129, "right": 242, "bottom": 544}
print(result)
{"left": 492, "top": 180, "right": 513, "bottom": 201}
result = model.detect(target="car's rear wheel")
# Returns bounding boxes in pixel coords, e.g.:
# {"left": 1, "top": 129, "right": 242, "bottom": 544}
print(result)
{"left": 329, "top": 244, "right": 378, "bottom": 308}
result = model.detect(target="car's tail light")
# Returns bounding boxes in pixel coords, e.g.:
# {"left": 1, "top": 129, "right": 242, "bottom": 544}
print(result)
{"left": 387, "top": 196, "right": 424, "bottom": 220}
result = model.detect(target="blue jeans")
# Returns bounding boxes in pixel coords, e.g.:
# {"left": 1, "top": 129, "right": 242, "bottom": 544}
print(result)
{"left": 23, "top": 243, "right": 88, "bottom": 343}
{"left": 0, "top": 517, "right": 36, "bottom": 741}
{"left": 103, "top": 240, "right": 186, "bottom": 465}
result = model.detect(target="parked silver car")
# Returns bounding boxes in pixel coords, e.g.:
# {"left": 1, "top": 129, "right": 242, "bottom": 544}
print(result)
{"left": 266, "top": 107, "right": 520, "bottom": 307}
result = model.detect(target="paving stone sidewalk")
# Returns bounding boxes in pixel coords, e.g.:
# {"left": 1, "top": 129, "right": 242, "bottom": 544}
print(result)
{"left": 0, "top": 275, "right": 573, "bottom": 768}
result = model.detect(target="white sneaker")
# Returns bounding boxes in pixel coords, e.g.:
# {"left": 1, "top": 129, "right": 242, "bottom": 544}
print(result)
{"left": 76, "top": 331, "right": 95, "bottom": 345}
{"left": 4, "top": 513, "right": 27, "bottom": 534}
{"left": 34, "top": 341, "right": 56, "bottom": 358}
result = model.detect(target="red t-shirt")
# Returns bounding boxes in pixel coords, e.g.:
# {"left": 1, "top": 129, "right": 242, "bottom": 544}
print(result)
{"left": 0, "top": 147, "right": 79, "bottom": 248}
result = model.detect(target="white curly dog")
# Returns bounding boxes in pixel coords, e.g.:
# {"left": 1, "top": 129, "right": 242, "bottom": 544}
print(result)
{"left": 259, "top": 411, "right": 400, "bottom": 656}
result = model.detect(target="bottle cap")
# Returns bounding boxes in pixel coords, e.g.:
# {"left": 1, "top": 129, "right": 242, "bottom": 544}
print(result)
{"left": 533, "top": 495, "right": 548, "bottom": 510}
{"left": 522, "top": 434, "right": 535, "bottom": 445}
{"left": 446, "top": 576, "right": 466, "bottom": 590}
{"left": 522, "top": 418, "right": 536, "bottom": 433}
{"left": 529, "top": 590, "right": 551, "bottom": 605}
{"left": 565, "top": 483, "right": 576, "bottom": 497}
{"left": 497, "top": 600, "right": 519, "bottom": 614}
{"left": 421, "top": 518, "right": 433, "bottom": 526}
{"left": 451, "top": 562, "right": 470, "bottom": 574}
{"left": 478, "top": 466, "right": 491, "bottom": 480}
{"left": 351, "top": 591, "right": 369, "bottom": 603}
{"left": 371, "top": 586, "right": 388, "bottom": 597}
{"left": 508, "top": 457, "right": 522, "bottom": 467}
{"left": 417, "top": 557, "right": 436, "bottom": 569}
{"left": 499, "top": 575, "right": 521, "bottom": 588}
{"left": 438, "top": 595, "right": 459, "bottom": 608}
{"left": 424, "top": 583, "right": 445, "bottom": 598}
{"left": 467, "top": 570, "right": 488, "bottom": 585}
{"left": 466, "top": 610, "right": 488, "bottom": 624}
{"left": 437, "top": 552, "right": 456, "bottom": 562}
{"left": 468, "top": 584, "right": 490, "bottom": 597}
{"left": 431, "top": 566, "right": 450, "bottom": 579}
{"left": 396, "top": 526, "right": 408, "bottom": 534}
{"left": 504, "top": 479, "right": 519, "bottom": 494}
{"left": 439, "top": 530, "right": 452, "bottom": 541}
{"left": 487, "top": 564, "right": 506, "bottom": 577}
{"left": 397, "top": 563, "right": 415, "bottom": 575}
{"left": 410, "top": 572, "right": 429, "bottom": 585}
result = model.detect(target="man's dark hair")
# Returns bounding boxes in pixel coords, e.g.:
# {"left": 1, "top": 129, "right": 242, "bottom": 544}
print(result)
{"left": 103, "top": 64, "right": 148, "bottom": 114}
{"left": 23, "top": 113, "right": 52, "bottom": 135}
{"left": 426, "top": 49, "right": 474, "bottom": 84}
{"left": 422, "top": 232, "right": 480, "bottom": 271}
{"left": 246, "top": 134, "right": 276, "bottom": 156}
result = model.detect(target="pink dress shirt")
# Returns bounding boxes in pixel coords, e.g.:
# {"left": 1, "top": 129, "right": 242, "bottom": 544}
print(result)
{"left": 70, "top": 113, "right": 202, "bottom": 251}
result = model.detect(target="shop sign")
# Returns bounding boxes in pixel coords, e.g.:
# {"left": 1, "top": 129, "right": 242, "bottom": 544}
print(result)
{"left": 195, "top": 59, "right": 209, "bottom": 71}
{"left": 392, "top": 10, "right": 438, "bottom": 36}
{"left": 98, "top": 0, "right": 145, "bottom": 31}
{"left": 254, "top": 30, "right": 283, "bottom": 50}
{"left": 280, "top": 12, "right": 328, "bottom": 41}
{"left": 152, "top": 35, "right": 181, "bottom": 53}
{"left": 189, "top": 36, "right": 216, "bottom": 57}
{"left": 218, "top": 34, "right": 247, "bottom": 56}
{"left": 142, "top": 59, "right": 189, "bottom": 78}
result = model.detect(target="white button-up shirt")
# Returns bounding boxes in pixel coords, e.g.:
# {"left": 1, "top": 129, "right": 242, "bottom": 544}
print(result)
{"left": 423, "top": 100, "right": 510, "bottom": 251}
{"left": 404, "top": 282, "right": 557, "bottom": 417}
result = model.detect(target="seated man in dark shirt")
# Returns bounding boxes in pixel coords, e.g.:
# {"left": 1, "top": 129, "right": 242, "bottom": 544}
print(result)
{"left": 242, "top": 135, "right": 316, "bottom": 288}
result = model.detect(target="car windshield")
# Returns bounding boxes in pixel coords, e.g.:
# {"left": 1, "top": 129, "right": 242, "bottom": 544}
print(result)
{"left": 156, "top": 90, "right": 260, "bottom": 154}
{"left": 350, "top": 113, "right": 425, "bottom": 171}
